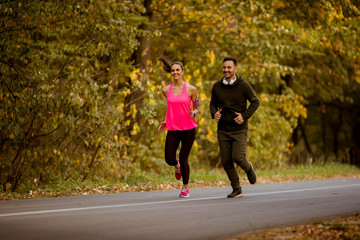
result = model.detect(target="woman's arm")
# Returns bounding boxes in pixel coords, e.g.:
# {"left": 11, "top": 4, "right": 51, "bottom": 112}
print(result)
{"left": 188, "top": 85, "right": 200, "bottom": 118}
{"left": 158, "top": 85, "right": 169, "bottom": 134}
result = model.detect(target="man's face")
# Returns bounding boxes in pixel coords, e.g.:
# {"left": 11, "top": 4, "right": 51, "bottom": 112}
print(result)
{"left": 222, "top": 61, "right": 237, "bottom": 80}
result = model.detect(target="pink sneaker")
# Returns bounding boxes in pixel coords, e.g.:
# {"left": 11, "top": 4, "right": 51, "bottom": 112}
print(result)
{"left": 175, "top": 160, "right": 181, "bottom": 180}
{"left": 179, "top": 188, "right": 190, "bottom": 198}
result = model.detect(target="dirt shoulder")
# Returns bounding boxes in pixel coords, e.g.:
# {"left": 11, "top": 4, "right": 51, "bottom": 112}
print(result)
{"left": 230, "top": 213, "right": 360, "bottom": 240}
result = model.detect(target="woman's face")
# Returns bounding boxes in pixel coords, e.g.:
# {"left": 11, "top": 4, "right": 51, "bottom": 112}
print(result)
{"left": 171, "top": 64, "right": 184, "bottom": 81}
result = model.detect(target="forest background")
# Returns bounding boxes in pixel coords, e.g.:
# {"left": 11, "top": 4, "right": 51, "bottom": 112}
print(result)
{"left": 1, "top": 0, "right": 360, "bottom": 193}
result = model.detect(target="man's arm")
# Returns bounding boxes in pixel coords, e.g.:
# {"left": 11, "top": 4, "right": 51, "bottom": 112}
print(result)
{"left": 209, "top": 85, "right": 218, "bottom": 119}
{"left": 243, "top": 82, "right": 259, "bottom": 119}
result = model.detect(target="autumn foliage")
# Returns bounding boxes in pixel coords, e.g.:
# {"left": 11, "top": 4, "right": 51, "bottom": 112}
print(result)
{"left": 1, "top": 0, "right": 359, "bottom": 192}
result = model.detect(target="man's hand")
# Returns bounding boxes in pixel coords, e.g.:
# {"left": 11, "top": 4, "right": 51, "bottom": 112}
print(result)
{"left": 214, "top": 109, "right": 222, "bottom": 122}
{"left": 234, "top": 112, "right": 244, "bottom": 125}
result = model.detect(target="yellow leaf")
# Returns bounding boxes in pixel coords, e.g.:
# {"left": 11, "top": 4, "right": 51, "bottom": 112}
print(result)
{"left": 199, "top": 118, "right": 204, "bottom": 127}
{"left": 117, "top": 103, "right": 124, "bottom": 113}
{"left": 193, "top": 69, "right": 200, "bottom": 77}
{"left": 130, "top": 69, "right": 140, "bottom": 82}
{"left": 131, "top": 123, "right": 139, "bottom": 135}
{"left": 186, "top": 75, "right": 192, "bottom": 82}
{"left": 205, "top": 50, "right": 215, "bottom": 66}
{"left": 131, "top": 104, "right": 137, "bottom": 118}
{"left": 207, "top": 128, "right": 213, "bottom": 138}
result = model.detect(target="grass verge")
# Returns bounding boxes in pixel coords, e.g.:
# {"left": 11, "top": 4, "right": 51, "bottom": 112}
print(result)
{"left": 1, "top": 162, "right": 359, "bottom": 201}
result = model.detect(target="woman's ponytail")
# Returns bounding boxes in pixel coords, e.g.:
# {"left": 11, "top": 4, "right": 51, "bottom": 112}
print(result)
{"left": 158, "top": 56, "right": 172, "bottom": 73}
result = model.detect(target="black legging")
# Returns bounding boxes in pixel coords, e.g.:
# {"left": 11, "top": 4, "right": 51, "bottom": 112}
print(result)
{"left": 165, "top": 128, "right": 196, "bottom": 185}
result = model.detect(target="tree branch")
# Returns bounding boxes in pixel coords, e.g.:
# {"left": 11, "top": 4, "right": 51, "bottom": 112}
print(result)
{"left": 57, "top": 35, "right": 95, "bottom": 76}
{"left": 0, "top": 18, "right": 67, "bottom": 34}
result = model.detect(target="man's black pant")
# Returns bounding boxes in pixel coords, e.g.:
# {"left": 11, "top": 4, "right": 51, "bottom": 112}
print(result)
{"left": 217, "top": 128, "right": 251, "bottom": 190}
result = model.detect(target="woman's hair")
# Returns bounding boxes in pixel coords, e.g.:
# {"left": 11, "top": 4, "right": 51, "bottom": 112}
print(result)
{"left": 159, "top": 56, "right": 184, "bottom": 73}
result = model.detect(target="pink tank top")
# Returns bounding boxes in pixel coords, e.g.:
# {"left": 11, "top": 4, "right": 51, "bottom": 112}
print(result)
{"left": 166, "top": 82, "right": 197, "bottom": 131}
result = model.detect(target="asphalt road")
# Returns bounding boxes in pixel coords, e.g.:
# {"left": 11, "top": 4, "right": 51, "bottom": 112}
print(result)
{"left": 1, "top": 178, "right": 359, "bottom": 240}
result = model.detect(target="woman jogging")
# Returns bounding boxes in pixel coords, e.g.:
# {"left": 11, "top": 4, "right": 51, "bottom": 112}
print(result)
{"left": 157, "top": 56, "right": 199, "bottom": 198}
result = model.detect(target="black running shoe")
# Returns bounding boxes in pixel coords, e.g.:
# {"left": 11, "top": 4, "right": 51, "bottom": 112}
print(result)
{"left": 246, "top": 162, "right": 256, "bottom": 184}
{"left": 227, "top": 188, "right": 243, "bottom": 198}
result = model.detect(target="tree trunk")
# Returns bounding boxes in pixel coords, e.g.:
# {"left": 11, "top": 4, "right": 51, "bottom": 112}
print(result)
{"left": 350, "top": 111, "right": 360, "bottom": 167}
{"left": 123, "top": 0, "right": 154, "bottom": 141}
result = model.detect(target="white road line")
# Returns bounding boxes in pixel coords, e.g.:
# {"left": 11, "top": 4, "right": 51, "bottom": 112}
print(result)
{"left": 1, "top": 183, "right": 359, "bottom": 218}
{"left": 246, "top": 183, "right": 360, "bottom": 196}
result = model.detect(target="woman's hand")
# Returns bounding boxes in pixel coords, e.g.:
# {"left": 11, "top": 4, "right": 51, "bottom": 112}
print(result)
{"left": 158, "top": 121, "right": 166, "bottom": 134}
{"left": 190, "top": 109, "right": 199, "bottom": 118}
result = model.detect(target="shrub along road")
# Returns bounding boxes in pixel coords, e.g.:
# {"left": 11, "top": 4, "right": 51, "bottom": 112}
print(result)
{"left": 0, "top": 178, "right": 359, "bottom": 240}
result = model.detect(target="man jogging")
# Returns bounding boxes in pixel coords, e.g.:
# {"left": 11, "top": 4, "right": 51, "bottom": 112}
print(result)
{"left": 210, "top": 57, "right": 259, "bottom": 198}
